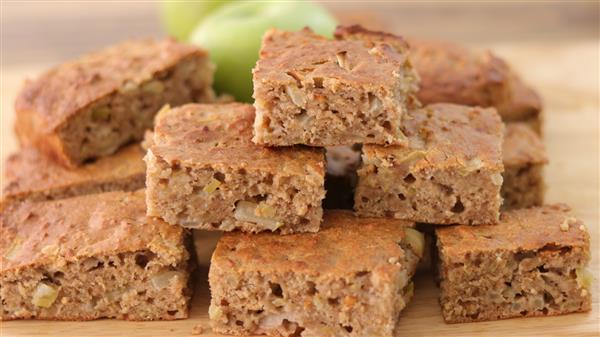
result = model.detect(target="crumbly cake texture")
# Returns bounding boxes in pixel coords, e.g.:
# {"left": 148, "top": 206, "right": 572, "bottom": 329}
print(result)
{"left": 252, "top": 27, "right": 418, "bottom": 146}
{"left": 15, "top": 39, "right": 215, "bottom": 167}
{"left": 208, "top": 210, "right": 422, "bottom": 336}
{"left": 502, "top": 123, "right": 548, "bottom": 209}
{"left": 1, "top": 144, "right": 145, "bottom": 206}
{"left": 334, "top": 25, "right": 542, "bottom": 134}
{"left": 0, "top": 190, "right": 191, "bottom": 321}
{"left": 436, "top": 204, "right": 592, "bottom": 323}
{"left": 145, "top": 103, "right": 325, "bottom": 234}
{"left": 354, "top": 103, "right": 504, "bottom": 225}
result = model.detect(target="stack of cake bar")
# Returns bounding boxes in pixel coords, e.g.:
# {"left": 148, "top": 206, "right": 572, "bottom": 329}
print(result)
{"left": 0, "top": 25, "right": 591, "bottom": 336}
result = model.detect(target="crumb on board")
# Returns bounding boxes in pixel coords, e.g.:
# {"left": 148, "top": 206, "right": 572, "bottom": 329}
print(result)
{"left": 191, "top": 323, "right": 205, "bottom": 335}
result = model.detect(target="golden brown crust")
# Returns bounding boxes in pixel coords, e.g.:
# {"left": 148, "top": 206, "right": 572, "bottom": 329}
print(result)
{"left": 436, "top": 204, "right": 590, "bottom": 260}
{"left": 409, "top": 38, "right": 542, "bottom": 123}
{"left": 150, "top": 103, "right": 324, "bottom": 176}
{"left": 364, "top": 103, "right": 504, "bottom": 173}
{"left": 333, "top": 24, "right": 410, "bottom": 54}
{"left": 2, "top": 144, "right": 145, "bottom": 204}
{"left": 0, "top": 190, "right": 186, "bottom": 273}
{"left": 503, "top": 123, "right": 548, "bottom": 167}
{"left": 213, "top": 210, "right": 416, "bottom": 277}
{"left": 254, "top": 27, "right": 411, "bottom": 90}
{"left": 15, "top": 39, "right": 206, "bottom": 133}
{"left": 407, "top": 38, "right": 510, "bottom": 108}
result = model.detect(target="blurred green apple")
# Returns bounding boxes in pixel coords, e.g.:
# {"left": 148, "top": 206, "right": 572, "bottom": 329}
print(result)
{"left": 159, "top": 1, "right": 232, "bottom": 41}
{"left": 189, "top": 1, "right": 337, "bottom": 102}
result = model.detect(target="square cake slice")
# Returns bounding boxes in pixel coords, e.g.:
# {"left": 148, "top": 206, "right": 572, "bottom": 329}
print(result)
{"left": 0, "top": 190, "right": 191, "bottom": 321}
{"left": 15, "top": 39, "right": 215, "bottom": 167}
{"left": 354, "top": 103, "right": 504, "bottom": 225}
{"left": 334, "top": 25, "right": 542, "bottom": 133}
{"left": 145, "top": 103, "right": 325, "bottom": 234}
{"left": 252, "top": 27, "right": 418, "bottom": 146}
{"left": 436, "top": 204, "right": 592, "bottom": 323}
{"left": 502, "top": 123, "right": 548, "bottom": 209}
{"left": 208, "top": 210, "right": 423, "bottom": 336}
{"left": 2, "top": 144, "right": 145, "bottom": 206}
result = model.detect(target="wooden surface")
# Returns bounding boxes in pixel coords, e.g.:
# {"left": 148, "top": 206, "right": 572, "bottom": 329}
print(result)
{"left": 1, "top": 3, "right": 599, "bottom": 337}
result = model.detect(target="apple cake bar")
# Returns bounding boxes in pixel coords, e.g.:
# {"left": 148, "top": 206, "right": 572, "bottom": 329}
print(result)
{"left": 208, "top": 210, "right": 423, "bottom": 336}
{"left": 252, "top": 27, "right": 418, "bottom": 146}
{"left": 2, "top": 144, "right": 145, "bottom": 206}
{"left": 436, "top": 204, "right": 592, "bottom": 323}
{"left": 354, "top": 103, "right": 504, "bottom": 225}
{"left": 15, "top": 39, "right": 215, "bottom": 167}
{"left": 145, "top": 103, "right": 325, "bottom": 234}
{"left": 0, "top": 190, "right": 191, "bottom": 321}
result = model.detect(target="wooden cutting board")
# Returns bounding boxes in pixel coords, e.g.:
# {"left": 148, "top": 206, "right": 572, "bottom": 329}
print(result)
{"left": 1, "top": 40, "right": 598, "bottom": 337}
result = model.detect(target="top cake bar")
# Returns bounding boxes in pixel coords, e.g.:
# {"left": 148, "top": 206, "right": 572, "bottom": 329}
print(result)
{"left": 335, "top": 25, "right": 542, "bottom": 133}
{"left": 252, "top": 27, "right": 418, "bottom": 147}
{"left": 145, "top": 103, "right": 325, "bottom": 234}
{"left": 15, "top": 39, "right": 215, "bottom": 167}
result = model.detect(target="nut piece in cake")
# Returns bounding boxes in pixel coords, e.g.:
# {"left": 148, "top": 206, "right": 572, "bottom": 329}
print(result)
{"left": 15, "top": 39, "right": 215, "bottom": 167}
{"left": 208, "top": 210, "right": 421, "bottom": 336}
{"left": 334, "top": 25, "right": 542, "bottom": 133}
{"left": 355, "top": 103, "right": 504, "bottom": 225}
{"left": 0, "top": 190, "right": 191, "bottom": 321}
{"left": 145, "top": 103, "right": 325, "bottom": 234}
{"left": 502, "top": 123, "right": 548, "bottom": 209}
{"left": 436, "top": 204, "right": 591, "bottom": 323}
{"left": 2, "top": 144, "right": 145, "bottom": 206}
{"left": 252, "top": 27, "right": 418, "bottom": 147}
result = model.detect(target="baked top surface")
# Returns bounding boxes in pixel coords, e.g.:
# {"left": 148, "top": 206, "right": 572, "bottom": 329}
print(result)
{"left": 363, "top": 103, "right": 504, "bottom": 172}
{"left": 15, "top": 39, "right": 208, "bottom": 132}
{"left": 409, "top": 38, "right": 508, "bottom": 94}
{"left": 334, "top": 24, "right": 410, "bottom": 54}
{"left": 3, "top": 144, "right": 145, "bottom": 197}
{"left": 409, "top": 37, "right": 543, "bottom": 120}
{"left": 503, "top": 122, "right": 548, "bottom": 166}
{"left": 212, "top": 210, "right": 415, "bottom": 278}
{"left": 150, "top": 103, "right": 324, "bottom": 176}
{"left": 0, "top": 190, "right": 185, "bottom": 273}
{"left": 436, "top": 204, "right": 589, "bottom": 259}
{"left": 253, "top": 28, "right": 410, "bottom": 89}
